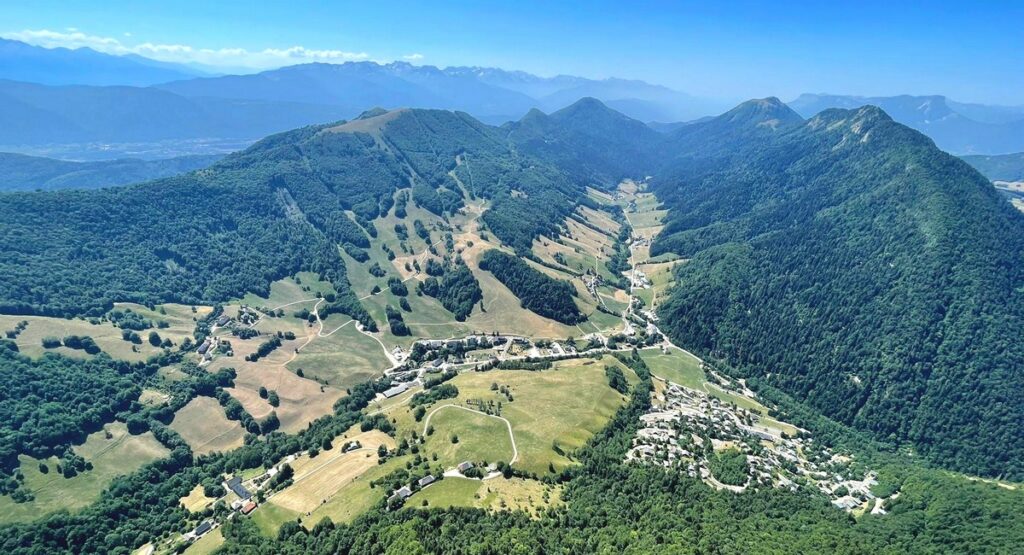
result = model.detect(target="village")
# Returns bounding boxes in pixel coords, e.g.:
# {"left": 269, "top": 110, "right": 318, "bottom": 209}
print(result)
{"left": 626, "top": 381, "right": 887, "bottom": 513}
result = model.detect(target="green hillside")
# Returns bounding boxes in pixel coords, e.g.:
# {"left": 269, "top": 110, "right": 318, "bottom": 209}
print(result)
{"left": 652, "top": 104, "right": 1024, "bottom": 479}
{"left": 0, "top": 108, "right": 580, "bottom": 320}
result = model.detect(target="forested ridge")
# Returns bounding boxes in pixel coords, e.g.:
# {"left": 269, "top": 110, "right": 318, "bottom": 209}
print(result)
{"left": 0, "top": 107, "right": 586, "bottom": 323}
{"left": 651, "top": 104, "right": 1024, "bottom": 479}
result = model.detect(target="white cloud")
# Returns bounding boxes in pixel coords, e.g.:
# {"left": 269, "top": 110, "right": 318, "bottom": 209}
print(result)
{"left": 403, "top": 53, "right": 424, "bottom": 61}
{"left": 2, "top": 28, "right": 372, "bottom": 69}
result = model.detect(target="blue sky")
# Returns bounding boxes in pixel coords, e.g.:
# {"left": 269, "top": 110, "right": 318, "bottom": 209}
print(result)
{"left": 2, "top": 0, "right": 1021, "bottom": 105}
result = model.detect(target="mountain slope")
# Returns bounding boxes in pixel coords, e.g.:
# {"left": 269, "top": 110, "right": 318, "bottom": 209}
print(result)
{"left": 652, "top": 105, "right": 1024, "bottom": 479}
{"left": 0, "top": 38, "right": 200, "bottom": 86}
{"left": 0, "top": 108, "right": 577, "bottom": 317}
{"left": 0, "top": 152, "right": 221, "bottom": 191}
{"left": 504, "top": 97, "right": 664, "bottom": 187}
{"left": 789, "top": 93, "right": 1024, "bottom": 154}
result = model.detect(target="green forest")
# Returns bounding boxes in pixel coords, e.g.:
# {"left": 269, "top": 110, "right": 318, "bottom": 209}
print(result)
{"left": 479, "top": 249, "right": 585, "bottom": 324}
{"left": 651, "top": 105, "right": 1024, "bottom": 479}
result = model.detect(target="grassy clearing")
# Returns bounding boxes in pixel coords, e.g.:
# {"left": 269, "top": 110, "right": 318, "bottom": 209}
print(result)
{"left": 180, "top": 485, "right": 216, "bottom": 513}
{"left": 578, "top": 205, "right": 622, "bottom": 235}
{"left": 0, "top": 303, "right": 200, "bottom": 362}
{"left": 0, "top": 422, "right": 169, "bottom": 524}
{"left": 460, "top": 239, "right": 581, "bottom": 339}
{"left": 639, "top": 346, "right": 706, "bottom": 390}
{"left": 205, "top": 310, "right": 346, "bottom": 434}
{"left": 239, "top": 272, "right": 334, "bottom": 309}
{"left": 287, "top": 315, "right": 389, "bottom": 390}
{"left": 251, "top": 501, "right": 302, "bottom": 536}
{"left": 422, "top": 408, "right": 516, "bottom": 468}
{"left": 140, "top": 388, "right": 170, "bottom": 406}
{"left": 389, "top": 356, "right": 632, "bottom": 476}
{"left": 252, "top": 430, "right": 395, "bottom": 533}
{"left": 413, "top": 476, "right": 561, "bottom": 515}
{"left": 169, "top": 396, "right": 245, "bottom": 456}
{"left": 183, "top": 528, "right": 224, "bottom": 555}
{"left": 586, "top": 186, "right": 616, "bottom": 204}
{"left": 303, "top": 455, "right": 411, "bottom": 527}
{"left": 270, "top": 431, "right": 393, "bottom": 515}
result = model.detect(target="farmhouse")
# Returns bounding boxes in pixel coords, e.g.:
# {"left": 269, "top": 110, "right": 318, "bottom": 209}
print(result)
{"left": 241, "top": 501, "right": 257, "bottom": 515}
{"left": 457, "top": 461, "right": 474, "bottom": 473}
{"left": 382, "top": 381, "right": 414, "bottom": 398}
{"left": 192, "top": 520, "right": 212, "bottom": 538}
{"left": 418, "top": 475, "right": 436, "bottom": 487}
{"left": 197, "top": 339, "right": 211, "bottom": 355}
{"left": 396, "top": 486, "right": 413, "bottom": 499}
{"left": 223, "top": 476, "right": 252, "bottom": 500}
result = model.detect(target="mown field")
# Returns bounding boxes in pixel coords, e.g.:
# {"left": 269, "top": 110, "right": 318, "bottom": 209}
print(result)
{"left": 169, "top": 396, "right": 246, "bottom": 456}
{"left": 412, "top": 476, "right": 561, "bottom": 516}
{"left": 251, "top": 430, "right": 395, "bottom": 534}
{"left": 0, "top": 422, "right": 169, "bottom": 524}
{"left": 381, "top": 356, "right": 636, "bottom": 476}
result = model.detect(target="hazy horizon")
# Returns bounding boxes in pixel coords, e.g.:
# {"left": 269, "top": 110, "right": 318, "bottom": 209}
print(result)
{"left": 2, "top": 0, "right": 1021, "bottom": 106}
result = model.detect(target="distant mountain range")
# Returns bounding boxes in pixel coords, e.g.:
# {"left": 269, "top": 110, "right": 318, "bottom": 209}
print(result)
{"left": 2, "top": 38, "right": 1022, "bottom": 160}
{"left": 155, "top": 61, "right": 726, "bottom": 123}
{"left": 0, "top": 39, "right": 730, "bottom": 158}
{"left": 789, "top": 93, "right": 1024, "bottom": 154}
{"left": 0, "top": 38, "right": 207, "bottom": 86}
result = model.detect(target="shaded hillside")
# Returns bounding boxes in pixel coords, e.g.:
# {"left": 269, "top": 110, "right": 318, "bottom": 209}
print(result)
{"left": 652, "top": 104, "right": 1024, "bottom": 479}
{"left": 789, "top": 93, "right": 1024, "bottom": 154}
{"left": 505, "top": 97, "right": 664, "bottom": 188}
{"left": 0, "top": 108, "right": 577, "bottom": 318}
{"left": 0, "top": 152, "right": 221, "bottom": 191}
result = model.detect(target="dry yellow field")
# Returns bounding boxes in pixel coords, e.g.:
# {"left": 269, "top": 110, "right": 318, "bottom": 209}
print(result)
{"left": 263, "top": 430, "right": 395, "bottom": 516}
{"left": 179, "top": 484, "right": 216, "bottom": 513}
{"left": 169, "top": 396, "right": 245, "bottom": 456}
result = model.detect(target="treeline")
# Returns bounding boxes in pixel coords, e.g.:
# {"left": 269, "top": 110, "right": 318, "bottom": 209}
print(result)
{"left": 418, "top": 260, "right": 482, "bottom": 321}
{"left": 479, "top": 249, "right": 585, "bottom": 324}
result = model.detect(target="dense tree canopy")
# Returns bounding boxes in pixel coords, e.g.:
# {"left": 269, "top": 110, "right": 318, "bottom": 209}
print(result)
{"left": 652, "top": 105, "right": 1024, "bottom": 479}
{"left": 479, "top": 249, "right": 585, "bottom": 324}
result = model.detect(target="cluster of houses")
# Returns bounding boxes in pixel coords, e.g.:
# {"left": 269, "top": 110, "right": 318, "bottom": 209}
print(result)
{"left": 629, "top": 267, "right": 652, "bottom": 289}
{"left": 387, "top": 473, "right": 439, "bottom": 507}
{"left": 627, "top": 382, "right": 882, "bottom": 512}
